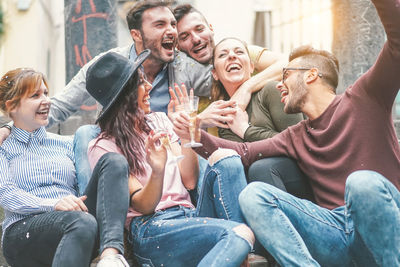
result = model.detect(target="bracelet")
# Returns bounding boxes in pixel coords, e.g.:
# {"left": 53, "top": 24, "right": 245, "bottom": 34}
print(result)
{"left": 0, "top": 124, "right": 11, "bottom": 131}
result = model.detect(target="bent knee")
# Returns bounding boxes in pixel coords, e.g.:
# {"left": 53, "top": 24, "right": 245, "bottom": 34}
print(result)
{"left": 66, "top": 212, "right": 98, "bottom": 238}
{"left": 346, "top": 170, "right": 386, "bottom": 198}
{"left": 233, "top": 224, "right": 255, "bottom": 247}
{"left": 97, "top": 153, "right": 129, "bottom": 177}
{"left": 208, "top": 148, "right": 238, "bottom": 166}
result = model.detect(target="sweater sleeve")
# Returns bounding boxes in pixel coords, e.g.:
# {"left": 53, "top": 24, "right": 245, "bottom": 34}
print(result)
{"left": 351, "top": 0, "right": 400, "bottom": 111}
{"left": 195, "top": 129, "right": 290, "bottom": 169}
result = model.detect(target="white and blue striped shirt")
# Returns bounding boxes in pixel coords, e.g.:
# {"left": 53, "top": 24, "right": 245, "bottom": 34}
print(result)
{"left": 0, "top": 126, "right": 77, "bottom": 234}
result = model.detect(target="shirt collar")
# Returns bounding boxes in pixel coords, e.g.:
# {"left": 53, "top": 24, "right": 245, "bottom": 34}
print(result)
{"left": 11, "top": 126, "right": 47, "bottom": 144}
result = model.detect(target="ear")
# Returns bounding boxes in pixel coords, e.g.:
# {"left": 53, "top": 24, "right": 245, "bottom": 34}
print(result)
{"left": 5, "top": 100, "right": 14, "bottom": 114}
{"left": 209, "top": 24, "right": 214, "bottom": 32}
{"left": 130, "top": 29, "right": 142, "bottom": 43}
{"left": 305, "top": 68, "right": 319, "bottom": 84}
{"left": 211, "top": 68, "right": 219, "bottom": 81}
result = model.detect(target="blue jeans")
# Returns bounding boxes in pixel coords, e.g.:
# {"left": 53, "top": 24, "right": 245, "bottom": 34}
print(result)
{"left": 248, "top": 157, "right": 315, "bottom": 202}
{"left": 73, "top": 125, "right": 100, "bottom": 195}
{"left": 239, "top": 170, "right": 400, "bottom": 267}
{"left": 130, "top": 155, "right": 250, "bottom": 266}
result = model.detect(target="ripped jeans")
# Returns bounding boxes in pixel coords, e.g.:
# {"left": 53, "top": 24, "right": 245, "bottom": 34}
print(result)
{"left": 130, "top": 155, "right": 251, "bottom": 267}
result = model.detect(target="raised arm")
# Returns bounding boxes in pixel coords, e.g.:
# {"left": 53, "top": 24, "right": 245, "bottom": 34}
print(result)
{"left": 354, "top": 0, "right": 400, "bottom": 108}
{"left": 48, "top": 45, "right": 132, "bottom": 128}
{"left": 231, "top": 47, "right": 287, "bottom": 111}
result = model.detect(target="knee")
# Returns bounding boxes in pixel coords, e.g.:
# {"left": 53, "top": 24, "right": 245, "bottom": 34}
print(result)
{"left": 208, "top": 148, "right": 238, "bottom": 166}
{"left": 232, "top": 224, "right": 255, "bottom": 248}
{"left": 345, "top": 170, "right": 391, "bottom": 208}
{"left": 346, "top": 170, "right": 384, "bottom": 198}
{"left": 66, "top": 212, "right": 98, "bottom": 240}
{"left": 239, "top": 182, "right": 270, "bottom": 210}
{"left": 74, "top": 125, "right": 99, "bottom": 145}
{"left": 96, "top": 153, "right": 129, "bottom": 179}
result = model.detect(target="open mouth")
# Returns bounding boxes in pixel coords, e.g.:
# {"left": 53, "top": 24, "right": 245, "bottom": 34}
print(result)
{"left": 280, "top": 88, "right": 289, "bottom": 103}
{"left": 143, "top": 95, "right": 150, "bottom": 105}
{"left": 36, "top": 110, "right": 49, "bottom": 116}
{"left": 192, "top": 43, "right": 207, "bottom": 54}
{"left": 162, "top": 39, "right": 175, "bottom": 51}
{"left": 226, "top": 63, "right": 242, "bottom": 72}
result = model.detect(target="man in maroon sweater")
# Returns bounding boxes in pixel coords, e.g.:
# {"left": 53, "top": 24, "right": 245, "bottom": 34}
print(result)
{"left": 173, "top": 0, "right": 400, "bottom": 265}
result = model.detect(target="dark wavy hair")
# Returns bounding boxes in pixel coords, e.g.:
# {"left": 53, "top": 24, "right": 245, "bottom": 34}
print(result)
{"left": 96, "top": 72, "right": 151, "bottom": 176}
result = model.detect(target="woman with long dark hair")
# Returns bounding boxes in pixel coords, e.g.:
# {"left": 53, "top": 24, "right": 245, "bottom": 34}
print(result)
{"left": 86, "top": 51, "right": 254, "bottom": 267}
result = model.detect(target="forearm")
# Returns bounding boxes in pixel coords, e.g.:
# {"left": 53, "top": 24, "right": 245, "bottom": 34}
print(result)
{"left": 131, "top": 173, "right": 164, "bottom": 215}
{"left": 243, "top": 126, "right": 278, "bottom": 142}
{"left": 0, "top": 188, "right": 58, "bottom": 214}
{"left": 178, "top": 140, "right": 199, "bottom": 190}
{"left": 231, "top": 60, "right": 285, "bottom": 111}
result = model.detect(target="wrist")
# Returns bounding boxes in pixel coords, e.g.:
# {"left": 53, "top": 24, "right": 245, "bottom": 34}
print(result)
{"left": 0, "top": 124, "right": 12, "bottom": 132}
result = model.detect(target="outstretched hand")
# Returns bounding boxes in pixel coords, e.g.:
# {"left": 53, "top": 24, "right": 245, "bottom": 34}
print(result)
{"left": 167, "top": 83, "right": 189, "bottom": 122}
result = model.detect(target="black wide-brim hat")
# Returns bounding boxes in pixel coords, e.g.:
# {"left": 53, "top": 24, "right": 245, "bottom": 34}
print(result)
{"left": 86, "top": 49, "right": 151, "bottom": 123}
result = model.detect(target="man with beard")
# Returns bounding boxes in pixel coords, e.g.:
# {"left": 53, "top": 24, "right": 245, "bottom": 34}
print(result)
{"left": 173, "top": 4, "right": 286, "bottom": 113}
{"left": 174, "top": 0, "right": 400, "bottom": 265}
{"left": 172, "top": 4, "right": 315, "bottom": 204}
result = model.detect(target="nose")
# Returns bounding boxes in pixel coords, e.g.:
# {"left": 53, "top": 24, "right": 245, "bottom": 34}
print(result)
{"left": 228, "top": 50, "right": 237, "bottom": 59}
{"left": 191, "top": 32, "right": 201, "bottom": 44}
{"left": 166, "top": 24, "right": 177, "bottom": 37}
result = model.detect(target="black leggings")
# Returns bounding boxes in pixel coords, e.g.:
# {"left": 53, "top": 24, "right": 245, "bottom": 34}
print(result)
{"left": 247, "top": 157, "right": 315, "bottom": 202}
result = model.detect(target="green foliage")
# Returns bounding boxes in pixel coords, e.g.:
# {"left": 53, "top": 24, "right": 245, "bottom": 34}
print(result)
{"left": 0, "top": 4, "right": 3, "bottom": 39}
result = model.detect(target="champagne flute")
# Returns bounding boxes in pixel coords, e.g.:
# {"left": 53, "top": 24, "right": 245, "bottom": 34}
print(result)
{"left": 146, "top": 113, "right": 185, "bottom": 162}
{"left": 183, "top": 95, "right": 202, "bottom": 148}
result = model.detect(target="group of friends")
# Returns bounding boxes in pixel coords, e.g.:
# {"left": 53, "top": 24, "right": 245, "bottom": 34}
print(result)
{"left": 0, "top": 0, "right": 399, "bottom": 266}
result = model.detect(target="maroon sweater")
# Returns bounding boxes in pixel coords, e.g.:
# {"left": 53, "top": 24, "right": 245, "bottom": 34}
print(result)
{"left": 195, "top": 0, "right": 400, "bottom": 210}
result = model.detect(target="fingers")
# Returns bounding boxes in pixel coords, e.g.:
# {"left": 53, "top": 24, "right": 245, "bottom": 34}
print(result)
{"left": 55, "top": 195, "right": 88, "bottom": 212}
{"left": 174, "top": 83, "right": 185, "bottom": 101}
{"left": 77, "top": 196, "right": 89, "bottom": 212}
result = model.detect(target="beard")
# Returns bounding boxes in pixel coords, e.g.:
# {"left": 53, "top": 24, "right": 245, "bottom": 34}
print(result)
{"left": 284, "top": 79, "right": 307, "bottom": 114}
{"left": 141, "top": 31, "right": 174, "bottom": 64}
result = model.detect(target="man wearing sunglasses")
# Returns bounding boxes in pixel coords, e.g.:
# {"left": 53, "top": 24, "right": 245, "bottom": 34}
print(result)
{"left": 185, "top": 0, "right": 400, "bottom": 265}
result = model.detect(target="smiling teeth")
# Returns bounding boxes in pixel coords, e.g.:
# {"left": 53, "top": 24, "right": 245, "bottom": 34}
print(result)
{"left": 227, "top": 63, "right": 241, "bottom": 72}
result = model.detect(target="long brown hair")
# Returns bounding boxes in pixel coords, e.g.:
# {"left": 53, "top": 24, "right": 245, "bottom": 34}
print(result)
{"left": 211, "top": 37, "right": 250, "bottom": 101}
{"left": 0, "top": 68, "right": 48, "bottom": 114}
{"left": 96, "top": 72, "right": 150, "bottom": 176}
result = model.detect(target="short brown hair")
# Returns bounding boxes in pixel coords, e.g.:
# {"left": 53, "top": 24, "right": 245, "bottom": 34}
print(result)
{"left": 0, "top": 68, "right": 48, "bottom": 114}
{"left": 126, "top": 0, "right": 171, "bottom": 30}
{"left": 173, "top": 4, "right": 209, "bottom": 25}
{"left": 289, "top": 45, "right": 339, "bottom": 92}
